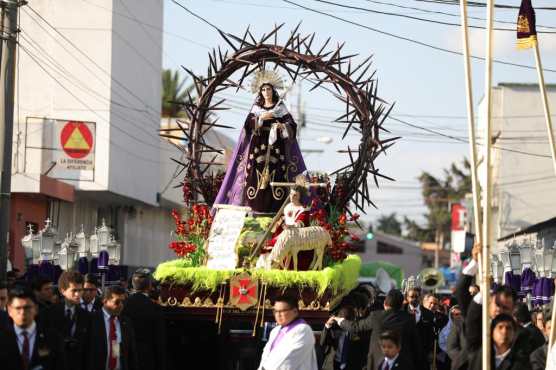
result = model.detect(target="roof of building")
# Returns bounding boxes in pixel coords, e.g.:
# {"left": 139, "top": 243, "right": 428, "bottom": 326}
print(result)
{"left": 498, "top": 216, "right": 556, "bottom": 241}
{"left": 497, "top": 82, "right": 556, "bottom": 89}
{"left": 373, "top": 231, "right": 421, "bottom": 249}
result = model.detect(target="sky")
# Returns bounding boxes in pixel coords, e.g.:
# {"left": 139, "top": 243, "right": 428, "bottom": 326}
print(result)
{"left": 162, "top": 0, "right": 556, "bottom": 228}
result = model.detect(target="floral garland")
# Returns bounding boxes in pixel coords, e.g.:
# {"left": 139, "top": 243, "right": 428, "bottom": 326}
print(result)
{"left": 169, "top": 204, "right": 212, "bottom": 266}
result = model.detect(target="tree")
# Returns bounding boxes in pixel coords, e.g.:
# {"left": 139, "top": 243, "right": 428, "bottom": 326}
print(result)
{"left": 411, "top": 158, "right": 472, "bottom": 245}
{"left": 161, "top": 69, "right": 194, "bottom": 117}
{"left": 375, "top": 212, "right": 402, "bottom": 236}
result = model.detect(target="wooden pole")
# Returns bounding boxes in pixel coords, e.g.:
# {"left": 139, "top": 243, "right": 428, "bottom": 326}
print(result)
{"left": 459, "top": 0, "right": 483, "bottom": 249}
{"left": 533, "top": 41, "right": 556, "bottom": 354}
{"left": 532, "top": 43, "right": 556, "bottom": 175}
{"left": 482, "top": 1, "right": 495, "bottom": 369}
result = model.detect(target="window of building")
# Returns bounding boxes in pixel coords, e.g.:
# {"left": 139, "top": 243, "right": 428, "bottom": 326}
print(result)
{"left": 376, "top": 241, "right": 403, "bottom": 254}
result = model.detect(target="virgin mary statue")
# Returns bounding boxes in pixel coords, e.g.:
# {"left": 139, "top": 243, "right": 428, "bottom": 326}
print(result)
{"left": 214, "top": 70, "right": 306, "bottom": 214}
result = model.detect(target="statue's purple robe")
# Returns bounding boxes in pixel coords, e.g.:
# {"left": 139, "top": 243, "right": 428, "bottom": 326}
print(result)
{"left": 213, "top": 102, "right": 306, "bottom": 214}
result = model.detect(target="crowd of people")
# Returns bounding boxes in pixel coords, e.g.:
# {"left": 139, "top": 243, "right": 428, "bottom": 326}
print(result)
{"left": 3, "top": 242, "right": 556, "bottom": 370}
{"left": 0, "top": 269, "right": 165, "bottom": 370}
{"left": 312, "top": 243, "right": 555, "bottom": 370}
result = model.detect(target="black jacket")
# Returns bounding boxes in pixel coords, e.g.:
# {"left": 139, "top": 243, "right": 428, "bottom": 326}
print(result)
{"left": 41, "top": 303, "right": 91, "bottom": 370}
{"left": 530, "top": 343, "right": 547, "bottom": 370}
{"left": 403, "top": 304, "right": 436, "bottom": 356}
{"left": 87, "top": 310, "right": 139, "bottom": 370}
{"left": 376, "top": 353, "right": 413, "bottom": 370}
{"left": 0, "top": 321, "right": 66, "bottom": 370}
{"left": 121, "top": 292, "right": 167, "bottom": 370}
{"left": 81, "top": 297, "right": 103, "bottom": 313}
{"left": 339, "top": 309, "right": 426, "bottom": 370}
{"left": 320, "top": 324, "right": 369, "bottom": 370}
{"left": 522, "top": 324, "right": 546, "bottom": 354}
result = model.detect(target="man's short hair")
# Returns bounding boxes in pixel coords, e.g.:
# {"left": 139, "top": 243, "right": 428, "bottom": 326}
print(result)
{"left": 379, "top": 330, "right": 401, "bottom": 347}
{"left": 350, "top": 291, "right": 369, "bottom": 310}
{"left": 58, "top": 271, "right": 84, "bottom": 291}
{"left": 31, "top": 276, "right": 52, "bottom": 292}
{"left": 131, "top": 271, "right": 151, "bottom": 292}
{"left": 513, "top": 302, "right": 531, "bottom": 324}
{"left": 0, "top": 280, "right": 7, "bottom": 290}
{"left": 491, "top": 313, "right": 516, "bottom": 332}
{"left": 274, "top": 294, "right": 298, "bottom": 310}
{"left": 83, "top": 274, "right": 99, "bottom": 287}
{"left": 406, "top": 287, "right": 421, "bottom": 296}
{"left": 423, "top": 292, "right": 437, "bottom": 301}
{"left": 8, "top": 286, "right": 36, "bottom": 305}
{"left": 384, "top": 289, "right": 404, "bottom": 311}
{"left": 102, "top": 285, "right": 127, "bottom": 301}
{"left": 494, "top": 284, "right": 516, "bottom": 302}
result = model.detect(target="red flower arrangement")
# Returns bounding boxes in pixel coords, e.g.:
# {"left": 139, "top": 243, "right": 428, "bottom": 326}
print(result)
{"left": 168, "top": 204, "right": 212, "bottom": 265}
{"left": 306, "top": 172, "right": 361, "bottom": 263}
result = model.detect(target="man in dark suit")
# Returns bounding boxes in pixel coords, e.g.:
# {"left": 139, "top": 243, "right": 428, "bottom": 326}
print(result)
{"left": 377, "top": 330, "right": 412, "bottom": 370}
{"left": 0, "top": 286, "right": 65, "bottom": 370}
{"left": 404, "top": 287, "right": 435, "bottom": 362}
{"left": 42, "top": 271, "right": 91, "bottom": 370}
{"left": 334, "top": 289, "right": 426, "bottom": 370}
{"left": 121, "top": 269, "right": 166, "bottom": 370}
{"left": 88, "top": 285, "right": 138, "bottom": 370}
{"left": 513, "top": 303, "right": 546, "bottom": 355}
{"left": 81, "top": 274, "right": 102, "bottom": 313}
{"left": 32, "top": 276, "right": 55, "bottom": 314}
{"left": 0, "top": 280, "right": 8, "bottom": 311}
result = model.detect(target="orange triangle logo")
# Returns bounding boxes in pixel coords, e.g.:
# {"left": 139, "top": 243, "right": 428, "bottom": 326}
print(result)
{"left": 64, "top": 127, "right": 90, "bottom": 150}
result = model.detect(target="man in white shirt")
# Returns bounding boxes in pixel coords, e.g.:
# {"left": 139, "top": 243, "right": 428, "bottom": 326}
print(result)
{"left": 0, "top": 287, "right": 64, "bottom": 370}
{"left": 258, "top": 295, "right": 318, "bottom": 370}
{"left": 81, "top": 274, "right": 101, "bottom": 313}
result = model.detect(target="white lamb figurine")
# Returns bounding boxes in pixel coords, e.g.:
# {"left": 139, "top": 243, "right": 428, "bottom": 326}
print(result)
{"left": 266, "top": 225, "right": 332, "bottom": 271}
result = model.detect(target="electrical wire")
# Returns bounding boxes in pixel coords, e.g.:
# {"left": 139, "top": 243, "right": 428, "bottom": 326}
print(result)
{"left": 310, "top": 0, "right": 556, "bottom": 33}
{"left": 281, "top": 0, "right": 556, "bottom": 73}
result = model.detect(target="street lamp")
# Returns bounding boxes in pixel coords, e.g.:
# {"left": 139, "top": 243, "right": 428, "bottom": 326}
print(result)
{"left": 534, "top": 239, "right": 552, "bottom": 278}
{"left": 518, "top": 240, "right": 533, "bottom": 270}
{"left": 21, "top": 225, "right": 34, "bottom": 264}
{"left": 107, "top": 236, "right": 121, "bottom": 265}
{"left": 89, "top": 229, "right": 99, "bottom": 258}
{"left": 499, "top": 244, "right": 512, "bottom": 273}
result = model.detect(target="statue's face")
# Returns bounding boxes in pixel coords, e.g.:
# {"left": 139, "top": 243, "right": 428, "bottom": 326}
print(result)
{"left": 261, "top": 84, "right": 274, "bottom": 101}
{"left": 289, "top": 190, "right": 300, "bottom": 204}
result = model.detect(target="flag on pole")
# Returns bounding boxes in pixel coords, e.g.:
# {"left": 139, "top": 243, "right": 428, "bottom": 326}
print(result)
{"left": 516, "top": 0, "right": 537, "bottom": 49}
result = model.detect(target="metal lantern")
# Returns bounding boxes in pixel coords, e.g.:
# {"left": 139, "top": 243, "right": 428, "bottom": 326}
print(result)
{"left": 499, "top": 244, "right": 512, "bottom": 273}
{"left": 518, "top": 239, "right": 533, "bottom": 270}
{"left": 39, "top": 219, "right": 57, "bottom": 261}
{"left": 534, "top": 239, "right": 550, "bottom": 278}
{"left": 89, "top": 229, "right": 99, "bottom": 257}
{"left": 58, "top": 236, "right": 74, "bottom": 270}
{"left": 107, "top": 236, "right": 121, "bottom": 265}
{"left": 21, "top": 225, "right": 34, "bottom": 262}
{"left": 75, "top": 225, "right": 89, "bottom": 258}
{"left": 97, "top": 219, "right": 110, "bottom": 248}
{"left": 551, "top": 241, "right": 556, "bottom": 278}
{"left": 491, "top": 254, "right": 504, "bottom": 284}
{"left": 31, "top": 234, "right": 41, "bottom": 264}
{"left": 509, "top": 243, "right": 522, "bottom": 275}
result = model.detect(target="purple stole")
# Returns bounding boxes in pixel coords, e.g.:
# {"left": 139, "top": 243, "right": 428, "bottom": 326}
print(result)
{"left": 269, "top": 318, "right": 306, "bottom": 352}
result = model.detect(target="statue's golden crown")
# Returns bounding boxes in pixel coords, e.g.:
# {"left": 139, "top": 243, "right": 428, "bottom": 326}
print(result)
{"left": 250, "top": 69, "right": 285, "bottom": 94}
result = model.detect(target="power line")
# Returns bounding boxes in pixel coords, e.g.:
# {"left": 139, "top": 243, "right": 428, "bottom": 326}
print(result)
{"left": 18, "top": 43, "right": 175, "bottom": 161}
{"left": 311, "top": 0, "right": 556, "bottom": 33}
{"left": 281, "top": 0, "right": 556, "bottom": 73}
{"left": 414, "top": 0, "right": 556, "bottom": 11}
{"left": 25, "top": 5, "right": 163, "bottom": 121}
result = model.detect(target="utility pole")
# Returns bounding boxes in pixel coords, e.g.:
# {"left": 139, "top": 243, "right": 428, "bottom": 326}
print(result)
{"left": 0, "top": 0, "right": 20, "bottom": 281}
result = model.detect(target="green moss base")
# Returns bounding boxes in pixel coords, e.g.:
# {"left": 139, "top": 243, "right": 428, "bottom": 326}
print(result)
{"left": 154, "top": 255, "right": 361, "bottom": 296}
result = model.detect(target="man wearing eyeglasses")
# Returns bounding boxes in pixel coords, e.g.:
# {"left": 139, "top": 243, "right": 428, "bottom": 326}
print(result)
{"left": 258, "top": 295, "right": 318, "bottom": 370}
{"left": 42, "top": 271, "right": 91, "bottom": 370}
{"left": 0, "top": 287, "right": 65, "bottom": 370}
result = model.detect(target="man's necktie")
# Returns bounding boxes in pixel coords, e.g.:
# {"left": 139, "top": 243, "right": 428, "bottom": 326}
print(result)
{"left": 383, "top": 361, "right": 390, "bottom": 370}
{"left": 66, "top": 308, "right": 74, "bottom": 336}
{"left": 108, "top": 316, "right": 117, "bottom": 370}
{"left": 21, "top": 330, "right": 29, "bottom": 370}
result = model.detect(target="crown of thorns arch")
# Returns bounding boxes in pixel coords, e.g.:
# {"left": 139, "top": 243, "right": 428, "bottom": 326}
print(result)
{"left": 163, "top": 23, "right": 398, "bottom": 213}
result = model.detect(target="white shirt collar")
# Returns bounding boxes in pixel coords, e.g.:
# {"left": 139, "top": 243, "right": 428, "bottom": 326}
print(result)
{"left": 384, "top": 353, "right": 399, "bottom": 368}
{"left": 14, "top": 320, "right": 37, "bottom": 337}
{"left": 494, "top": 346, "right": 511, "bottom": 367}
